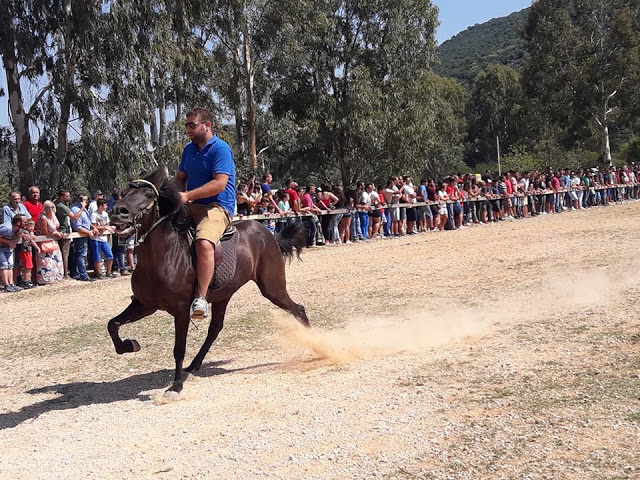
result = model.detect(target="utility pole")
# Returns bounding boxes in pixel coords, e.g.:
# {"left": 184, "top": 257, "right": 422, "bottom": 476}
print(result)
{"left": 497, "top": 136, "right": 501, "bottom": 176}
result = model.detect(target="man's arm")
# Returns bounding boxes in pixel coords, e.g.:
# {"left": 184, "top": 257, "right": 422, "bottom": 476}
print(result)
{"left": 0, "top": 237, "right": 16, "bottom": 249}
{"left": 179, "top": 173, "right": 229, "bottom": 203}
{"left": 175, "top": 171, "right": 187, "bottom": 192}
{"left": 269, "top": 196, "right": 284, "bottom": 215}
{"left": 66, "top": 204, "right": 86, "bottom": 221}
{"left": 289, "top": 196, "right": 301, "bottom": 214}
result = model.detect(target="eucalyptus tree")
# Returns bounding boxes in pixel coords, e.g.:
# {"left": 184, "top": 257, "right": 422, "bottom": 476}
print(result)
{"left": 524, "top": 0, "right": 640, "bottom": 165}
{"left": 466, "top": 64, "right": 526, "bottom": 165}
{"left": 266, "top": 0, "right": 440, "bottom": 187}
{"left": 0, "top": 0, "right": 53, "bottom": 192}
{"left": 0, "top": 0, "right": 106, "bottom": 193}
{"left": 202, "top": 0, "right": 291, "bottom": 171}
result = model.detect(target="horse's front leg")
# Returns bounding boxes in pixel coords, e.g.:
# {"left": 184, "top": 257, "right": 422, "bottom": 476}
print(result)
{"left": 107, "top": 297, "right": 157, "bottom": 354}
{"left": 166, "top": 312, "right": 190, "bottom": 394}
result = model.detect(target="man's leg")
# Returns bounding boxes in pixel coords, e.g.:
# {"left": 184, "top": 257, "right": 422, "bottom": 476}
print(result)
{"left": 59, "top": 238, "right": 71, "bottom": 277}
{"left": 74, "top": 238, "right": 89, "bottom": 280}
{"left": 103, "top": 242, "right": 114, "bottom": 275}
{"left": 195, "top": 239, "right": 215, "bottom": 296}
{"left": 191, "top": 205, "right": 230, "bottom": 319}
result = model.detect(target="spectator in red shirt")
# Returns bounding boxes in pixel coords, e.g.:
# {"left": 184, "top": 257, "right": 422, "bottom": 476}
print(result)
{"left": 284, "top": 179, "right": 301, "bottom": 216}
{"left": 24, "top": 186, "right": 43, "bottom": 219}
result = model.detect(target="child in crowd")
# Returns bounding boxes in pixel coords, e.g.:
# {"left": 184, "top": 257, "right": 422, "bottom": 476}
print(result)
{"left": 258, "top": 198, "right": 276, "bottom": 233}
{"left": 276, "top": 190, "right": 292, "bottom": 233}
{"left": 17, "top": 219, "right": 40, "bottom": 289}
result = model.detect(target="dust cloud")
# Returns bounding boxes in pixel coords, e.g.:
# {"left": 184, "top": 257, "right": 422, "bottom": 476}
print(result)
{"left": 272, "top": 267, "right": 635, "bottom": 365}
{"left": 271, "top": 309, "right": 488, "bottom": 364}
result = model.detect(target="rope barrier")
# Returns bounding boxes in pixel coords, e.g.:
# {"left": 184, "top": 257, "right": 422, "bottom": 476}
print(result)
{"left": 17, "top": 184, "right": 636, "bottom": 242}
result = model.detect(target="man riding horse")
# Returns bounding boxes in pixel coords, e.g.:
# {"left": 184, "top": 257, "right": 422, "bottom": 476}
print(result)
{"left": 175, "top": 107, "right": 236, "bottom": 320}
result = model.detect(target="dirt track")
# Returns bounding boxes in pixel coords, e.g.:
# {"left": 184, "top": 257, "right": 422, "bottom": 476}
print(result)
{"left": 1, "top": 203, "right": 639, "bottom": 479}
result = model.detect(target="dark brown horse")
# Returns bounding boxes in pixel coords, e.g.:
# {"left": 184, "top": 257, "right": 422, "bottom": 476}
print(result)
{"left": 108, "top": 167, "right": 310, "bottom": 395}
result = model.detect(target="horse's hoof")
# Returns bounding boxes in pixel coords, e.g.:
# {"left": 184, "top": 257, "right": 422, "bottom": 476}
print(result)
{"left": 153, "top": 390, "right": 181, "bottom": 405}
{"left": 164, "top": 390, "right": 180, "bottom": 400}
{"left": 124, "top": 339, "right": 141, "bottom": 353}
{"left": 184, "top": 364, "right": 200, "bottom": 374}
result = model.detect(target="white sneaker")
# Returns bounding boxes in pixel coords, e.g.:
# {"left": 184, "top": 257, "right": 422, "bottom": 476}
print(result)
{"left": 190, "top": 296, "right": 209, "bottom": 319}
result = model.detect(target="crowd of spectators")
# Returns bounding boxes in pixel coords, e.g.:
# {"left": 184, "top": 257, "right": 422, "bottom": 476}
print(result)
{"left": 1, "top": 165, "right": 639, "bottom": 293}
{"left": 1, "top": 186, "right": 133, "bottom": 292}
{"left": 238, "top": 166, "right": 640, "bottom": 247}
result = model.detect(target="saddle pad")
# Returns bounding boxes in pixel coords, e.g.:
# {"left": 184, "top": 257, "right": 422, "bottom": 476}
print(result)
{"left": 210, "top": 231, "right": 239, "bottom": 290}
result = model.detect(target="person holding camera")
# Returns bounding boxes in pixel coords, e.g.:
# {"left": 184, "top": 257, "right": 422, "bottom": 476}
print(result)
{"left": 70, "top": 194, "right": 99, "bottom": 282}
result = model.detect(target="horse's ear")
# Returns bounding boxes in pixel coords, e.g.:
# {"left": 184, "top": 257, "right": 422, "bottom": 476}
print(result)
{"left": 145, "top": 166, "right": 168, "bottom": 189}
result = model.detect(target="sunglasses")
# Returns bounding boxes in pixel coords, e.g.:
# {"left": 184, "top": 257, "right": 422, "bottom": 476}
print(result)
{"left": 184, "top": 121, "right": 205, "bottom": 130}
{"left": 45, "top": 206, "right": 55, "bottom": 210}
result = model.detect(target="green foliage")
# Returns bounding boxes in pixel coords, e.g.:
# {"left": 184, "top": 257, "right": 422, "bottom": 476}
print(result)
{"left": 466, "top": 64, "right": 527, "bottom": 165}
{"left": 523, "top": 0, "right": 640, "bottom": 163}
{"left": 437, "top": 8, "right": 529, "bottom": 86}
{"left": 265, "top": 0, "right": 443, "bottom": 187}
{"left": 3, "top": 2, "right": 640, "bottom": 196}
{"left": 620, "top": 137, "right": 640, "bottom": 164}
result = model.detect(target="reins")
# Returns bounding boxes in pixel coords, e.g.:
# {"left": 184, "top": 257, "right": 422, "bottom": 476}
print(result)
{"left": 128, "top": 179, "right": 168, "bottom": 247}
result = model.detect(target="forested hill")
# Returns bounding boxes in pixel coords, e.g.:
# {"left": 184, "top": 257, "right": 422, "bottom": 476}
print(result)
{"left": 437, "top": 8, "right": 530, "bottom": 86}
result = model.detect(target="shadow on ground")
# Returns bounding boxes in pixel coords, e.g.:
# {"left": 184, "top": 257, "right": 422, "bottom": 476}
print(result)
{"left": 0, "top": 360, "right": 280, "bottom": 430}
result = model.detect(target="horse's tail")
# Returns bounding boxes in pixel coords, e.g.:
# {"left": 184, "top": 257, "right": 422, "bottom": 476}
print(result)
{"left": 274, "top": 222, "right": 307, "bottom": 262}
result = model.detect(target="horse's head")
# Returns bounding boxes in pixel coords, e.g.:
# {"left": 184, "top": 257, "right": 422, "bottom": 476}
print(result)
{"left": 111, "top": 166, "right": 179, "bottom": 236}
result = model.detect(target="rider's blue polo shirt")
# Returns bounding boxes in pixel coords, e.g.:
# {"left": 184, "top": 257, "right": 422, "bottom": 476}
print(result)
{"left": 179, "top": 135, "right": 236, "bottom": 217}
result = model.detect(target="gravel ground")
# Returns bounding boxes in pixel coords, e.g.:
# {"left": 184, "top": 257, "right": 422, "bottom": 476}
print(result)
{"left": 1, "top": 203, "right": 639, "bottom": 479}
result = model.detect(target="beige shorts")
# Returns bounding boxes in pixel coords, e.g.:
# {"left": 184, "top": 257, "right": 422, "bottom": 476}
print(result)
{"left": 187, "top": 202, "right": 231, "bottom": 245}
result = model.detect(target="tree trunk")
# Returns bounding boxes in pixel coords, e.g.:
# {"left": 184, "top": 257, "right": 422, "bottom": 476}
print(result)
{"left": 232, "top": 66, "right": 245, "bottom": 163}
{"left": 2, "top": 42, "right": 32, "bottom": 194}
{"left": 50, "top": 0, "right": 74, "bottom": 194}
{"left": 147, "top": 76, "right": 158, "bottom": 146}
{"left": 333, "top": 135, "right": 351, "bottom": 189}
{"left": 51, "top": 96, "right": 71, "bottom": 193}
{"left": 175, "top": 87, "right": 183, "bottom": 128}
{"left": 243, "top": 25, "right": 257, "bottom": 172}
{"left": 601, "top": 124, "right": 612, "bottom": 167}
{"left": 158, "top": 89, "right": 166, "bottom": 147}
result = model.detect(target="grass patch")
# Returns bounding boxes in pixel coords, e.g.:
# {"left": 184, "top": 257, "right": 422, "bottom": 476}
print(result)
{"left": 627, "top": 412, "right": 640, "bottom": 424}
{"left": 0, "top": 321, "right": 108, "bottom": 359}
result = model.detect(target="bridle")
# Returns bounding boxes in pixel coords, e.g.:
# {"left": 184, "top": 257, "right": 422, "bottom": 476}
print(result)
{"left": 127, "top": 179, "right": 168, "bottom": 247}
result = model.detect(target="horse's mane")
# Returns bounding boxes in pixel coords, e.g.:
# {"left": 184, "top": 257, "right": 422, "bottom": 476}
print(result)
{"left": 143, "top": 169, "right": 190, "bottom": 229}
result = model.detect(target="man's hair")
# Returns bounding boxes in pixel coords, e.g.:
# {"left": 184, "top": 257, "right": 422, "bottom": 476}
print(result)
{"left": 261, "top": 173, "right": 272, "bottom": 182}
{"left": 76, "top": 193, "right": 87, "bottom": 201}
{"left": 12, "top": 214, "right": 25, "bottom": 225}
{"left": 186, "top": 107, "right": 214, "bottom": 125}
{"left": 284, "top": 178, "right": 293, "bottom": 188}
{"left": 57, "top": 188, "right": 70, "bottom": 197}
{"left": 97, "top": 199, "right": 108, "bottom": 207}
{"left": 28, "top": 186, "right": 39, "bottom": 194}
{"left": 9, "top": 191, "right": 20, "bottom": 199}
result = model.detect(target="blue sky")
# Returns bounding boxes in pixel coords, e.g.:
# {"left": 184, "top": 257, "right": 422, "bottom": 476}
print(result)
{"left": 1, "top": 1, "right": 532, "bottom": 129}
{"left": 434, "top": 0, "right": 532, "bottom": 43}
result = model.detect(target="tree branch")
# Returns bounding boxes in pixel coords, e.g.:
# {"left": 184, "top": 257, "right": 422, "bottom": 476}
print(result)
{"left": 27, "top": 83, "right": 54, "bottom": 119}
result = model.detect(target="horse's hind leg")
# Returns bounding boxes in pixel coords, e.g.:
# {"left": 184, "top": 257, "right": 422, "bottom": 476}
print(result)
{"left": 256, "top": 271, "right": 310, "bottom": 327}
{"left": 185, "top": 299, "right": 230, "bottom": 373}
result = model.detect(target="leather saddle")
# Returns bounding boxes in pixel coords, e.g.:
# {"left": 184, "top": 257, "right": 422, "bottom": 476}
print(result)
{"left": 188, "top": 224, "right": 238, "bottom": 267}
{"left": 188, "top": 224, "right": 239, "bottom": 290}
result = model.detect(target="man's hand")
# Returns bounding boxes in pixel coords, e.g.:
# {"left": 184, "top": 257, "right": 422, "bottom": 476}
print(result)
{"left": 179, "top": 192, "right": 191, "bottom": 204}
